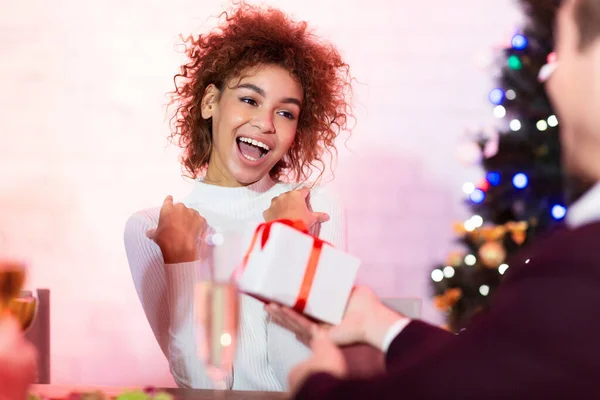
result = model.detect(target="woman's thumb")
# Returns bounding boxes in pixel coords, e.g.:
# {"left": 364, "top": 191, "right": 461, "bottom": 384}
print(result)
{"left": 314, "top": 212, "right": 330, "bottom": 223}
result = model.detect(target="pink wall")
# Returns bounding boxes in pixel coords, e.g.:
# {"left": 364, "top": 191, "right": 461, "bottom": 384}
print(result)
{"left": 0, "top": 0, "right": 521, "bottom": 386}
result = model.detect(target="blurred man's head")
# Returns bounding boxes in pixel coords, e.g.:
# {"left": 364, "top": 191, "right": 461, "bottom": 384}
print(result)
{"left": 546, "top": 0, "right": 600, "bottom": 181}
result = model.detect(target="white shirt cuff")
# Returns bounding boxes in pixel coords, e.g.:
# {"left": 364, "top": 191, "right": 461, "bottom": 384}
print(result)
{"left": 382, "top": 317, "right": 411, "bottom": 353}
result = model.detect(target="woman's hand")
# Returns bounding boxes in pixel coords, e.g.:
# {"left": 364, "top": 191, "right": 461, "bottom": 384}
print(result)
{"left": 263, "top": 187, "right": 329, "bottom": 230}
{"left": 147, "top": 195, "right": 207, "bottom": 264}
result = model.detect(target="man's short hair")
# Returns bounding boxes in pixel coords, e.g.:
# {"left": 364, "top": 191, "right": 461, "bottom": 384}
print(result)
{"left": 574, "top": 0, "right": 600, "bottom": 50}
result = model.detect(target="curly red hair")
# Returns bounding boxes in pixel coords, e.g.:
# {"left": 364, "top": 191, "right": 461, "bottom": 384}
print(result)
{"left": 169, "top": 2, "right": 353, "bottom": 182}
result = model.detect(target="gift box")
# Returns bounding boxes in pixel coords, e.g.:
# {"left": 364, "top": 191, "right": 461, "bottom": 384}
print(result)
{"left": 234, "top": 220, "right": 360, "bottom": 325}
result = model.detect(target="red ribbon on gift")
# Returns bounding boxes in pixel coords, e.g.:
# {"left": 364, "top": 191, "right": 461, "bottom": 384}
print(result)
{"left": 235, "top": 219, "right": 327, "bottom": 313}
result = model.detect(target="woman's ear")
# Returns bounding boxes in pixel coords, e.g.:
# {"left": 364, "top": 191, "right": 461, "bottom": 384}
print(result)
{"left": 201, "top": 84, "right": 219, "bottom": 119}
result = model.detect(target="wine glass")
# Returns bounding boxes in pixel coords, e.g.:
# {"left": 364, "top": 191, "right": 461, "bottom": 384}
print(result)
{"left": 8, "top": 290, "right": 38, "bottom": 332}
{"left": 195, "top": 230, "right": 243, "bottom": 391}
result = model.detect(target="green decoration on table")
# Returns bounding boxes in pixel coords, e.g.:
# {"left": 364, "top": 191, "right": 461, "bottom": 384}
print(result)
{"left": 28, "top": 388, "right": 174, "bottom": 400}
{"left": 115, "top": 390, "right": 149, "bottom": 400}
{"left": 115, "top": 389, "right": 174, "bottom": 400}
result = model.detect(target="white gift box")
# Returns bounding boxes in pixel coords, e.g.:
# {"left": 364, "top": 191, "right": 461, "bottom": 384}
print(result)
{"left": 235, "top": 221, "right": 361, "bottom": 325}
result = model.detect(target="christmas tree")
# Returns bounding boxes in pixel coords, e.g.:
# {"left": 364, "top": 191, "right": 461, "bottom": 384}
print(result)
{"left": 430, "top": 0, "right": 591, "bottom": 332}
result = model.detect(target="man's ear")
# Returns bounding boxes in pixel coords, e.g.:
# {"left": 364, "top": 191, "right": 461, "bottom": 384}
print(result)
{"left": 201, "top": 84, "right": 219, "bottom": 119}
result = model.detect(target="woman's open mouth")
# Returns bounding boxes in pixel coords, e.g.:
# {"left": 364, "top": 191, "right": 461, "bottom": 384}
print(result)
{"left": 236, "top": 137, "right": 271, "bottom": 162}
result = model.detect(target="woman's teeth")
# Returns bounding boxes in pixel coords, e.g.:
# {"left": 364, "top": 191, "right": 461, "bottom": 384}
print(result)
{"left": 238, "top": 137, "right": 270, "bottom": 151}
{"left": 237, "top": 137, "right": 271, "bottom": 161}
{"left": 243, "top": 154, "right": 257, "bottom": 161}
{"left": 236, "top": 137, "right": 271, "bottom": 161}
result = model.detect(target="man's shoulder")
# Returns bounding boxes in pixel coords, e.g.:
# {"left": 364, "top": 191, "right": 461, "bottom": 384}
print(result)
{"left": 506, "top": 221, "right": 600, "bottom": 280}
{"left": 523, "top": 221, "right": 600, "bottom": 255}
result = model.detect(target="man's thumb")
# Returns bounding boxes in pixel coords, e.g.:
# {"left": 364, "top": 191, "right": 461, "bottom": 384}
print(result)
{"left": 327, "top": 324, "right": 353, "bottom": 346}
{"left": 146, "top": 229, "right": 156, "bottom": 240}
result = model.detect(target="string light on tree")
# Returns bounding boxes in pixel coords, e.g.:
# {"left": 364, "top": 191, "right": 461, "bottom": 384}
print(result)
{"left": 494, "top": 105, "right": 506, "bottom": 118}
{"left": 471, "top": 215, "right": 484, "bottom": 226}
{"left": 512, "top": 173, "right": 528, "bottom": 189}
{"left": 431, "top": 269, "right": 444, "bottom": 282}
{"left": 486, "top": 171, "right": 501, "bottom": 186}
{"left": 498, "top": 263, "right": 509, "bottom": 275}
{"left": 488, "top": 88, "right": 505, "bottom": 105}
{"left": 506, "top": 89, "right": 516, "bottom": 100}
{"left": 464, "top": 254, "right": 477, "bottom": 266}
{"left": 537, "top": 120, "right": 548, "bottom": 131}
{"left": 509, "top": 119, "right": 522, "bottom": 131}
{"left": 548, "top": 115, "right": 558, "bottom": 127}
{"left": 508, "top": 55, "right": 523, "bottom": 70}
{"left": 464, "top": 221, "right": 476, "bottom": 232}
{"left": 469, "top": 188, "right": 486, "bottom": 204}
{"left": 443, "top": 266, "right": 455, "bottom": 278}
{"left": 547, "top": 51, "right": 557, "bottom": 63}
{"left": 462, "top": 182, "right": 475, "bottom": 194}
{"left": 511, "top": 33, "right": 528, "bottom": 50}
{"left": 477, "top": 178, "right": 490, "bottom": 192}
{"left": 551, "top": 204, "right": 567, "bottom": 220}
{"left": 479, "top": 285, "right": 490, "bottom": 296}
{"left": 464, "top": 215, "right": 484, "bottom": 231}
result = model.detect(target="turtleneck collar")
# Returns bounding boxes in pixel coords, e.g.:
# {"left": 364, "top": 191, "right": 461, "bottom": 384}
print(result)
{"left": 184, "top": 174, "right": 281, "bottom": 207}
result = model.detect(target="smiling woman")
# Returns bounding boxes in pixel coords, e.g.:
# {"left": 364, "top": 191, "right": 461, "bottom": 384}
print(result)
{"left": 123, "top": 2, "right": 353, "bottom": 392}
{"left": 200, "top": 64, "right": 304, "bottom": 185}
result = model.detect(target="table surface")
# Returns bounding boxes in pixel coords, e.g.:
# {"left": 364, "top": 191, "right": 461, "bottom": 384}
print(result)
{"left": 30, "top": 384, "right": 289, "bottom": 399}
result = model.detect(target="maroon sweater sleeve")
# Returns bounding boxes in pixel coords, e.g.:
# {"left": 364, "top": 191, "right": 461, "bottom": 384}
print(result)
{"left": 294, "top": 321, "right": 455, "bottom": 400}
{"left": 385, "top": 320, "right": 454, "bottom": 368}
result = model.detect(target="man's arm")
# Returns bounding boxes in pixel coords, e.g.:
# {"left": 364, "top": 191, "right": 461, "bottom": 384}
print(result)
{"left": 294, "top": 274, "right": 597, "bottom": 399}
{"left": 385, "top": 319, "right": 454, "bottom": 369}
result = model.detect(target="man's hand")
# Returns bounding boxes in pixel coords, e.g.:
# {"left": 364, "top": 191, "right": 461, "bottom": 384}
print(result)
{"left": 263, "top": 187, "right": 329, "bottom": 230}
{"left": 266, "top": 302, "right": 325, "bottom": 346}
{"left": 267, "top": 286, "right": 406, "bottom": 351}
{"left": 288, "top": 330, "right": 347, "bottom": 395}
{"left": 328, "top": 285, "right": 382, "bottom": 346}
{"left": 330, "top": 285, "right": 407, "bottom": 350}
{"left": 147, "top": 195, "right": 206, "bottom": 264}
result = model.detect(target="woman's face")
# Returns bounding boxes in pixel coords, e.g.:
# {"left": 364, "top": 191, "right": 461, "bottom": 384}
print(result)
{"left": 202, "top": 64, "right": 303, "bottom": 186}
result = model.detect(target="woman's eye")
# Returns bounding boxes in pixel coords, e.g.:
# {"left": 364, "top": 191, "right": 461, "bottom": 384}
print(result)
{"left": 278, "top": 111, "right": 295, "bottom": 120}
{"left": 241, "top": 97, "right": 258, "bottom": 106}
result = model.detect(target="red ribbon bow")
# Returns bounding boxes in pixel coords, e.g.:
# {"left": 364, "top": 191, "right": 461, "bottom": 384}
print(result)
{"left": 236, "top": 219, "right": 327, "bottom": 313}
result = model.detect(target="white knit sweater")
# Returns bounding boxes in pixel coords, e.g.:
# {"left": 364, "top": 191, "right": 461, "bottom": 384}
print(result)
{"left": 123, "top": 176, "right": 346, "bottom": 391}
